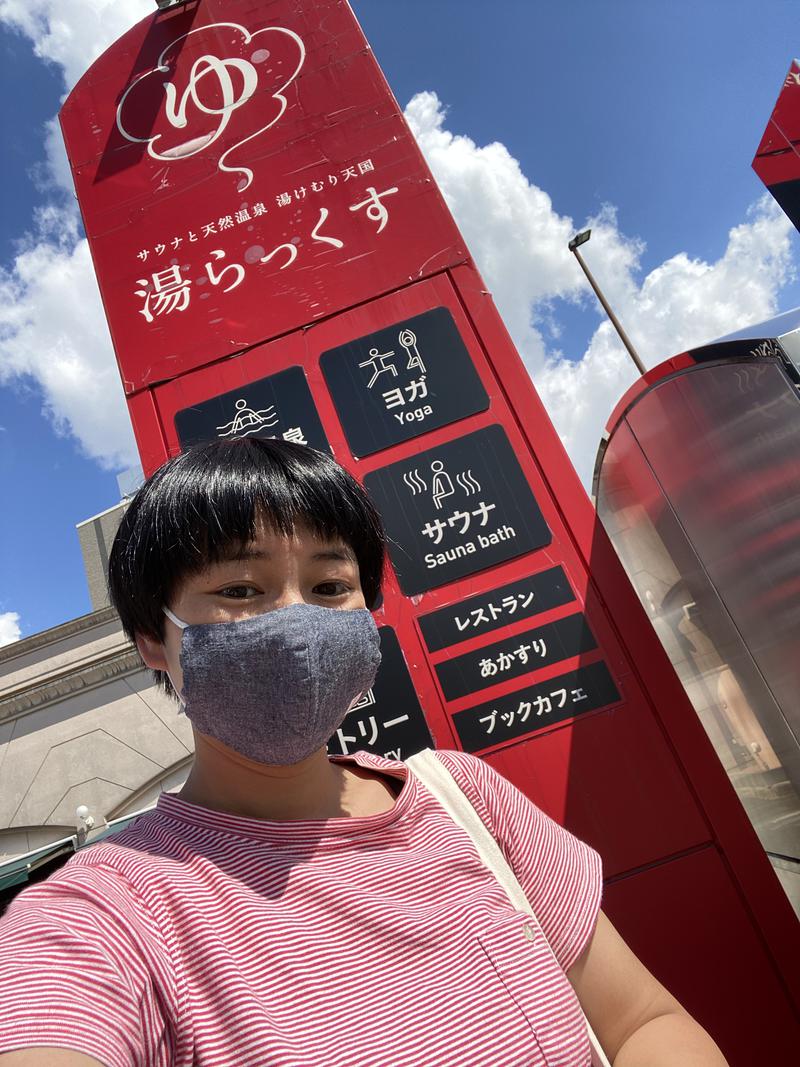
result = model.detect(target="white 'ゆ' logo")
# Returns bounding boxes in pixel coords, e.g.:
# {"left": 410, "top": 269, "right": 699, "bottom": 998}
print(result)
{"left": 116, "top": 22, "right": 306, "bottom": 191}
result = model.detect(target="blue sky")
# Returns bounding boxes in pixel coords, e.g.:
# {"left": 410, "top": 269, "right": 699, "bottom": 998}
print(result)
{"left": 1, "top": 0, "right": 798, "bottom": 643}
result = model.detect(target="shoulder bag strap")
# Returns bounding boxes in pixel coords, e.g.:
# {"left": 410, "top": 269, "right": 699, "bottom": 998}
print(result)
{"left": 405, "top": 748, "right": 611, "bottom": 1067}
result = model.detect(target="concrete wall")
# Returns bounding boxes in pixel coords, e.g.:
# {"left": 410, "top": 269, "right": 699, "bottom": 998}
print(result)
{"left": 76, "top": 502, "right": 127, "bottom": 612}
{"left": 0, "top": 607, "right": 193, "bottom": 862}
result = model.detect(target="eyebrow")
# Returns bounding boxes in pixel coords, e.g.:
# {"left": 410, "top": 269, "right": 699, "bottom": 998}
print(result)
{"left": 217, "top": 546, "right": 356, "bottom": 564}
{"left": 220, "top": 547, "right": 269, "bottom": 563}
{"left": 311, "top": 549, "right": 357, "bottom": 564}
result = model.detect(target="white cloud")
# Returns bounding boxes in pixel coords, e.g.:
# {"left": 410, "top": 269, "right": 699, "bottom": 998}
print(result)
{"left": 0, "top": 612, "right": 21, "bottom": 647}
{"left": 0, "top": 212, "right": 137, "bottom": 469}
{"left": 538, "top": 200, "right": 794, "bottom": 486}
{"left": 0, "top": 3, "right": 795, "bottom": 486}
{"left": 407, "top": 91, "right": 795, "bottom": 487}
{"left": 0, "top": 0, "right": 145, "bottom": 469}
{"left": 0, "top": 0, "right": 151, "bottom": 91}
{"left": 405, "top": 91, "right": 583, "bottom": 369}
{"left": 40, "top": 115, "right": 74, "bottom": 196}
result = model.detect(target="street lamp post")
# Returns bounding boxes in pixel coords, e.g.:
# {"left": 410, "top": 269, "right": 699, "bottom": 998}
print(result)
{"left": 568, "top": 229, "right": 646, "bottom": 376}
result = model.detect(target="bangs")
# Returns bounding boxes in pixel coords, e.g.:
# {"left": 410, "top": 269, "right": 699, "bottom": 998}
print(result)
{"left": 108, "top": 438, "right": 385, "bottom": 652}
{"left": 163, "top": 442, "right": 365, "bottom": 571}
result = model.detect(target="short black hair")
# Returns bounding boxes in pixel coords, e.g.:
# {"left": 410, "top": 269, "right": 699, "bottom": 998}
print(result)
{"left": 108, "top": 438, "right": 385, "bottom": 689}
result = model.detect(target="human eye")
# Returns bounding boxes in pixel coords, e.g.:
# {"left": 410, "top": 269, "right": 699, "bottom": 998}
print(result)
{"left": 217, "top": 584, "right": 260, "bottom": 600}
{"left": 313, "top": 580, "right": 352, "bottom": 598}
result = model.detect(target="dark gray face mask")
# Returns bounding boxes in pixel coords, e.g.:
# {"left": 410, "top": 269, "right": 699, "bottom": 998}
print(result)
{"left": 163, "top": 603, "right": 381, "bottom": 765}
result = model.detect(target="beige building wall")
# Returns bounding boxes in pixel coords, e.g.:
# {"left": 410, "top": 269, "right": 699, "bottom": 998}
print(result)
{"left": 76, "top": 503, "right": 127, "bottom": 612}
{"left": 0, "top": 606, "right": 193, "bottom": 863}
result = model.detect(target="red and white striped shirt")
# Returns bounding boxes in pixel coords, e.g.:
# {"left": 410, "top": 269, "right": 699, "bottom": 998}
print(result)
{"left": 0, "top": 750, "right": 601, "bottom": 1066}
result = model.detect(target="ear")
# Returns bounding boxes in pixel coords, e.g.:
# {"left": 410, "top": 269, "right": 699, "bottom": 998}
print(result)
{"left": 135, "top": 633, "right": 170, "bottom": 672}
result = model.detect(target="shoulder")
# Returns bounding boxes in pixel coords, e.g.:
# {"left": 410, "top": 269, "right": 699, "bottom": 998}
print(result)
{"left": 1, "top": 818, "right": 182, "bottom": 997}
{"left": 420, "top": 748, "right": 526, "bottom": 832}
{"left": 3, "top": 845, "right": 152, "bottom": 946}
{"left": 423, "top": 747, "right": 594, "bottom": 863}
{"left": 416, "top": 749, "right": 603, "bottom": 971}
{"left": 353, "top": 748, "right": 493, "bottom": 787}
{"left": 339, "top": 750, "right": 406, "bottom": 775}
{"left": 427, "top": 748, "right": 499, "bottom": 787}
{"left": 0, "top": 832, "right": 177, "bottom": 1064}
{"left": 76, "top": 810, "right": 174, "bottom": 866}
{"left": 3, "top": 808, "right": 183, "bottom": 933}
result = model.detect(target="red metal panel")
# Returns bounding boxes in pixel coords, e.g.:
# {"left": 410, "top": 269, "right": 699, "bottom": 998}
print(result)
{"left": 604, "top": 847, "right": 800, "bottom": 1063}
{"left": 60, "top": 0, "right": 800, "bottom": 1050}
{"left": 482, "top": 698, "right": 712, "bottom": 877}
{"left": 126, "top": 387, "right": 168, "bottom": 476}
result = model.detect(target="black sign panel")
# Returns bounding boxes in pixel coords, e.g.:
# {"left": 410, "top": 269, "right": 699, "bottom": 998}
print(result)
{"left": 320, "top": 307, "right": 489, "bottom": 456}
{"left": 452, "top": 660, "right": 621, "bottom": 754}
{"left": 174, "top": 366, "right": 330, "bottom": 452}
{"left": 435, "top": 613, "right": 597, "bottom": 701}
{"left": 364, "top": 425, "right": 552, "bottom": 596}
{"left": 327, "top": 626, "right": 433, "bottom": 760}
{"left": 419, "top": 567, "right": 575, "bottom": 652}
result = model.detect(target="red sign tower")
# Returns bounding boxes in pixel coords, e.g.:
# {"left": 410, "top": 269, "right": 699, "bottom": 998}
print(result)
{"left": 754, "top": 59, "right": 800, "bottom": 231}
{"left": 61, "top": 3, "right": 799, "bottom": 1059}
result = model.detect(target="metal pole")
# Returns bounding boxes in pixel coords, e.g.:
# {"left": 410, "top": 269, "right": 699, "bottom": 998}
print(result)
{"left": 570, "top": 244, "right": 647, "bottom": 376}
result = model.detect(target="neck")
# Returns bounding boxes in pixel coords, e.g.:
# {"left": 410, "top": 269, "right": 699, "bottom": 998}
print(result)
{"left": 178, "top": 734, "right": 352, "bottom": 821}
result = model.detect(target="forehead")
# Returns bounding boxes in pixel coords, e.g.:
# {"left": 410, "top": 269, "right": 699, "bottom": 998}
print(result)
{"left": 212, "top": 519, "right": 357, "bottom": 565}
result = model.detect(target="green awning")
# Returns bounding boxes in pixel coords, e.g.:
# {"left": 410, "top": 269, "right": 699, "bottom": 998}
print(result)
{"left": 0, "top": 838, "right": 76, "bottom": 893}
{"left": 0, "top": 810, "right": 147, "bottom": 898}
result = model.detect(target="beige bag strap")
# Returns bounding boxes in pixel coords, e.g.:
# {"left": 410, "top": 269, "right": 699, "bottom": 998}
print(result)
{"left": 405, "top": 748, "right": 611, "bottom": 1067}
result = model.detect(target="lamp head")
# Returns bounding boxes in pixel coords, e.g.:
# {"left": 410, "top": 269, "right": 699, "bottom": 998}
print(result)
{"left": 569, "top": 229, "right": 592, "bottom": 251}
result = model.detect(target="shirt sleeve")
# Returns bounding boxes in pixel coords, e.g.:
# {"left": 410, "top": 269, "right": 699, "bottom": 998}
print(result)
{"left": 435, "top": 749, "right": 603, "bottom": 972}
{"left": 0, "top": 863, "right": 173, "bottom": 1067}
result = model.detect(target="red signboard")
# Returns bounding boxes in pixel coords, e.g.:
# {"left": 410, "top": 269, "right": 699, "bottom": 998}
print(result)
{"left": 60, "top": 0, "right": 465, "bottom": 392}
{"left": 62, "top": 2, "right": 800, "bottom": 1061}
{"left": 753, "top": 60, "right": 800, "bottom": 231}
